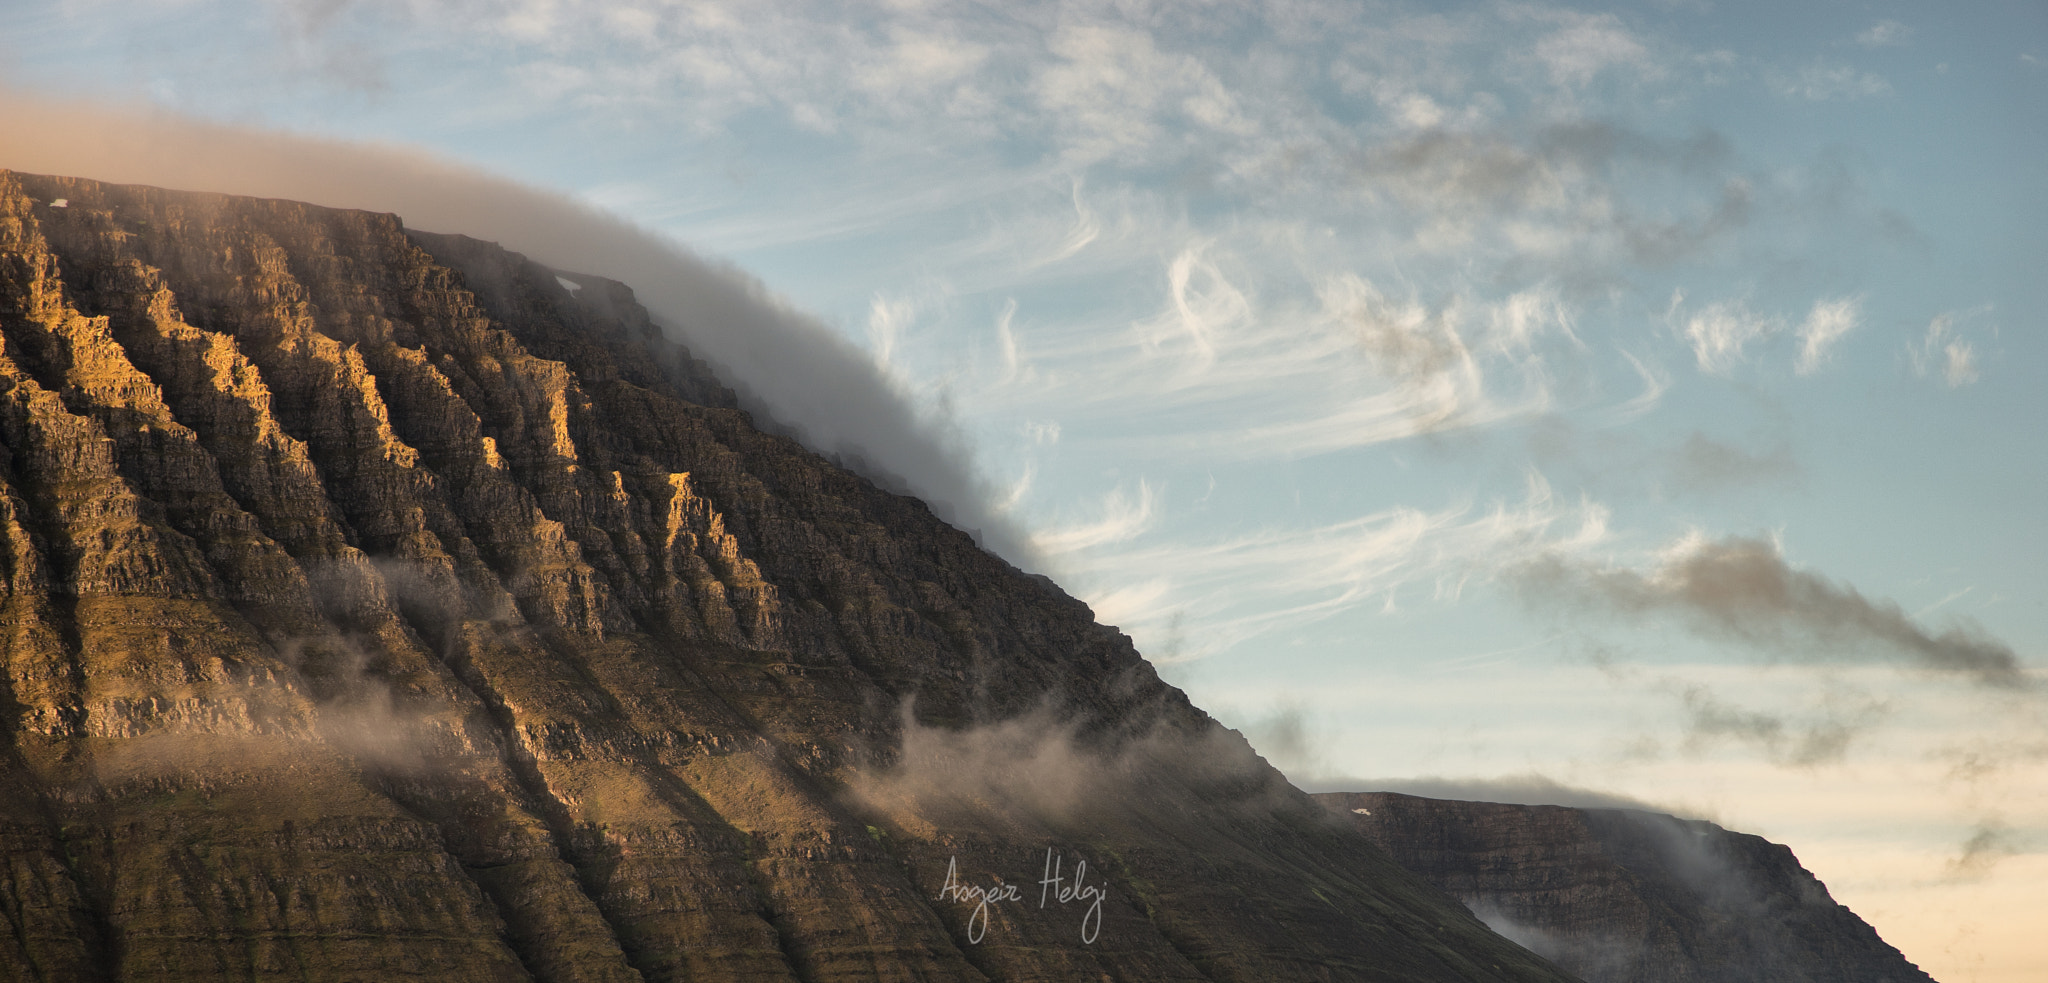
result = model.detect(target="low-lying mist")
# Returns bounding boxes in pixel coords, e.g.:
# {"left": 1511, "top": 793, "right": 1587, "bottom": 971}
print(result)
{"left": 846, "top": 699, "right": 1302, "bottom": 834}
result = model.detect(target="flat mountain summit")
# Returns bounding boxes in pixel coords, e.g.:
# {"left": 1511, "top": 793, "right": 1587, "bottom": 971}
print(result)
{"left": 0, "top": 170, "right": 1581, "bottom": 982}
{"left": 1319, "top": 792, "right": 1936, "bottom": 983}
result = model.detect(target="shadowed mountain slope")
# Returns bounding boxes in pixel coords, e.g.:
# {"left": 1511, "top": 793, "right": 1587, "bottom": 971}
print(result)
{"left": 0, "top": 170, "right": 1581, "bottom": 983}
{"left": 1318, "top": 791, "right": 1936, "bottom": 983}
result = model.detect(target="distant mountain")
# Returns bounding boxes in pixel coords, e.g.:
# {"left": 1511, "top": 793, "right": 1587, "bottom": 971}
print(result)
{"left": 1318, "top": 791, "right": 1936, "bottom": 983}
{"left": 0, "top": 169, "right": 1579, "bottom": 982}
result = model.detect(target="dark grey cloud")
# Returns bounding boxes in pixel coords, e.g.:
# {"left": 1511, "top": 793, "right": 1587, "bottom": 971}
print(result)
{"left": 1948, "top": 820, "right": 2021, "bottom": 878}
{"left": 1939, "top": 731, "right": 2048, "bottom": 785}
{"left": 1620, "top": 175, "right": 1751, "bottom": 266}
{"left": 1515, "top": 535, "right": 2028, "bottom": 687}
{"left": 1238, "top": 703, "right": 1314, "bottom": 770}
{"left": 1676, "top": 684, "right": 1888, "bottom": 767}
{"left": 1669, "top": 433, "right": 1799, "bottom": 493}
{"left": 1352, "top": 122, "right": 1749, "bottom": 276}
{"left": 279, "top": 1, "right": 393, "bottom": 95}
{"left": 1301, "top": 773, "right": 1668, "bottom": 812}
{"left": 1230, "top": 701, "right": 1330, "bottom": 779}
{"left": 1933, "top": 731, "right": 2047, "bottom": 879}
{"left": 0, "top": 88, "right": 1036, "bottom": 566}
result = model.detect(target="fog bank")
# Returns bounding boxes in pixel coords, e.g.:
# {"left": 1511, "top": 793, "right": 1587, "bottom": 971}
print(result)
{"left": 0, "top": 87, "right": 1034, "bottom": 566}
{"left": 1306, "top": 774, "right": 1671, "bottom": 813}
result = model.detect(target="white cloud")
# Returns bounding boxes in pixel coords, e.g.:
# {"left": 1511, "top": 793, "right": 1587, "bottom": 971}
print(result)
{"left": 867, "top": 292, "right": 916, "bottom": 373}
{"left": 1854, "top": 20, "right": 1913, "bottom": 49}
{"left": 1029, "top": 19, "right": 1259, "bottom": 167}
{"left": 1676, "top": 295, "right": 1777, "bottom": 375}
{"left": 1528, "top": 11, "right": 1657, "bottom": 88}
{"left": 1064, "top": 472, "right": 1611, "bottom": 659}
{"left": 1036, "top": 177, "right": 1101, "bottom": 266}
{"left": 1774, "top": 61, "right": 1890, "bottom": 101}
{"left": 1149, "top": 244, "right": 1242, "bottom": 371}
{"left": 1032, "top": 479, "right": 1162, "bottom": 555}
{"left": 1083, "top": 578, "right": 1173, "bottom": 630}
{"left": 1913, "top": 310, "right": 1987, "bottom": 388}
{"left": 854, "top": 26, "right": 990, "bottom": 98}
{"left": 1592, "top": 350, "right": 1669, "bottom": 427}
{"left": 1943, "top": 345, "right": 1979, "bottom": 387}
{"left": 1794, "top": 296, "right": 1861, "bottom": 375}
{"left": 1022, "top": 420, "right": 1061, "bottom": 445}
{"left": 1670, "top": 293, "right": 1872, "bottom": 378}
{"left": 60, "top": 0, "right": 1792, "bottom": 306}
{"left": 11, "top": 3, "right": 2044, "bottom": 977}
{"left": 1009, "top": 260, "right": 1569, "bottom": 461}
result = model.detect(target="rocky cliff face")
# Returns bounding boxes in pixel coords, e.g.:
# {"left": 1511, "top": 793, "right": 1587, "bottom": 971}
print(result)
{"left": 0, "top": 170, "right": 1581, "bottom": 983}
{"left": 1319, "top": 792, "right": 1936, "bottom": 983}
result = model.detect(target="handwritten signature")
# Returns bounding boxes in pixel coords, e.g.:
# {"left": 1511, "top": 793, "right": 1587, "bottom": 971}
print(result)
{"left": 936, "top": 848, "right": 1107, "bottom": 944}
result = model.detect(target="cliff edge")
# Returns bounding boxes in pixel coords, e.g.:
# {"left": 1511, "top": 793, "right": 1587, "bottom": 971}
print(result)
{"left": 0, "top": 170, "right": 1579, "bottom": 983}
{"left": 1318, "top": 791, "right": 1936, "bottom": 983}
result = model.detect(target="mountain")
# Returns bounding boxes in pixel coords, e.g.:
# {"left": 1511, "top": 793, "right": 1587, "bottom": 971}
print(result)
{"left": 1317, "top": 791, "right": 1936, "bottom": 983}
{"left": 0, "top": 170, "right": 1582, "bottom": 983}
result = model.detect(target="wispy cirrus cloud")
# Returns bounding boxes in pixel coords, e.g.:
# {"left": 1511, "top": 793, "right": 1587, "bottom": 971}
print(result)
{"left": 1771, "top": 60, "right": 1890, "bottom": 101}
{"left": 1067, "top": 472, "right": 1611, "bottom": 660}
{"left": 40, "top": 0, "right": 1877, "bottom": 382}
{"left": 104, "top": 0, "right": 1754, "bottom": 275}
{"left": 952, "top": 235, "right": 1583, "bottom": 469}
{"left": 1033, "top": 480, "right": 1163, "bottom": 556}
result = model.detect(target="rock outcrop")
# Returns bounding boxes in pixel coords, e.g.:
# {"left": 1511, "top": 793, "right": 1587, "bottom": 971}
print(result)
{"left": 0, "top": 170, "right": 1582, "bottom": 983}
{"left": 1318, "top": 791, "right": 1936, "bottom": 983}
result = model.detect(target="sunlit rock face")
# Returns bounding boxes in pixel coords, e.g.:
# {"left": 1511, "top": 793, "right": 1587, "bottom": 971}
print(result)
{"left": 0, "top": 170, "right": 1580, "bottom": 983}
{"left": 1319, "top": 792, "right": 1936, "bottom": 983}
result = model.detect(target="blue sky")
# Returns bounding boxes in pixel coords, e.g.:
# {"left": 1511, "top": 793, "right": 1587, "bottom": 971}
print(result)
{"left": 5, "top": 1, "right": 2045, "bottom": 978}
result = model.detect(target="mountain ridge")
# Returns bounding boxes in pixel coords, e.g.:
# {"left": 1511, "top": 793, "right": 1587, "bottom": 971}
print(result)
{"left": 0, "top": 169, "right": 1579, "bottom": 982}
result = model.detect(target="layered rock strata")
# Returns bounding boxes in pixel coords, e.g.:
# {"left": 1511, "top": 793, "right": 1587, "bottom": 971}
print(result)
{"left": 1320, "top": 791, "right": 1936, "bottom": 983}
{"left": 0, "top": 170, "right": 1580, "bottom": 983}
